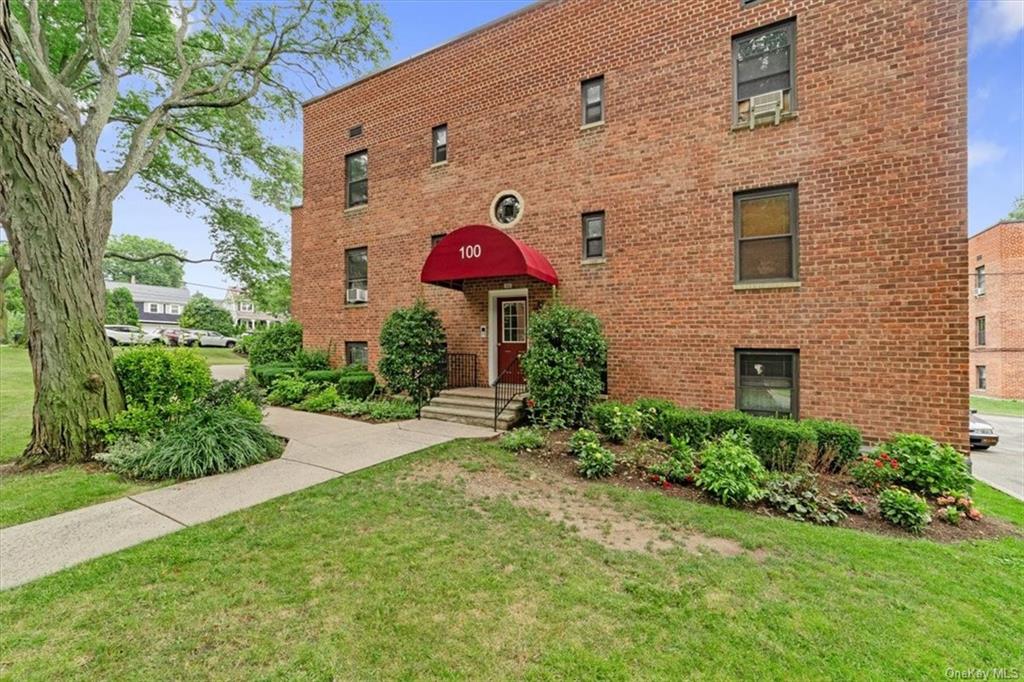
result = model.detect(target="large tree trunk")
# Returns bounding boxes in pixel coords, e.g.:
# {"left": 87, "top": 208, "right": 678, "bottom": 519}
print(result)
{"left": 1, "top": 15, "right": 124, "bottom": 463}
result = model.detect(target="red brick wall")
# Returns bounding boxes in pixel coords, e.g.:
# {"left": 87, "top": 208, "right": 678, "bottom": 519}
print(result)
{"left": 293, "top": 0, "right": 968, "bottom": 446}
{"left": 969, "top": 222, "right": 1024, "bottom": 399}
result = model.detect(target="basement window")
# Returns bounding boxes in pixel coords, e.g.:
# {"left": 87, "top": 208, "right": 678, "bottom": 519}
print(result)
{"left": 736, "top": 349, "right": 798, "bottom": 418}
{"left": 346, "top": 342, "right": 369, "bottom": 367}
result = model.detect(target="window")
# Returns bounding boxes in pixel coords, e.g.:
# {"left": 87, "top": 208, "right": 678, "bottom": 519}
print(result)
{"left": 976, "top": 316, "right": 986, "bottom": 346}
{"left": 239, "top": 301, "right": 254, "bottom": 313}
{"left": 735, "top": 186, "right": 798, "bottom": 282}
{"left": 733, "top": 20, "right": 796, "bottom": 126}
{"left": 736, "top": 350, "right": 798, "bottom": 418}
{"left": 581, "top": 76, "right": 604, "bottom": 125}
{"left": 432, "top": 124, "right": 447, "bottom": 164}
{"left": 345, "top": 150, "right": 368, "bottom": 208}
{"left": 502, "top": 301, "right": 526, "bottom": 343}
{"left": 431, "top": 233, "right": 447, "bottom": 248}
{"left": 146, "top": 302, "right": 162, "bottom": 314}
{"left": 493, "top": 193, "right": 522, "bottom": 225}
{"left": 345, "top": 247, "right": 368, "bottom": 304}
{"left": 346, "top": 341, "right": 369, "bottom": 367}
{"left": 165, "top": 304, "right": 182, "bottom": 315}
{"left": 582, "top": 212, "right": 605, "bottom": 259}
{"left": 975, "top": 265, "right": 986, "bottom": 295}
{"left": 977, "top": 365, "right": 987, "bottom": 390}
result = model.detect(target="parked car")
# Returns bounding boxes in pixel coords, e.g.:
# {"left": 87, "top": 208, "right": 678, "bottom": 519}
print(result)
{"left": 969, "top": 411, "right": 999, "bottom": 450}
{"left": 188, "top": 330, "right": 238, "bottom": 348}
{"left": 105, "top": 325, "right": 146, "bottom": 346}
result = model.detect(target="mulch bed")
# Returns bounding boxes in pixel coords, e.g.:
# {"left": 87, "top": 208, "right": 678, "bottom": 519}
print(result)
{"left": 516, "top": 430, "right": 1019, "bottom": 543}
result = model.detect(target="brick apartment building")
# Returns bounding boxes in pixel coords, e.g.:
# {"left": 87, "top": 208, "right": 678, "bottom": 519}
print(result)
{"left": 292, "top": 0, "right": 967, "bottom": 445}
{"left": 969, "top": 221, "right": 1024, "bottom": 400}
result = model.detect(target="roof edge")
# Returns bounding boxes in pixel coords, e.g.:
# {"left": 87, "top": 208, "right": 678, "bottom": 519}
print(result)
{"left": 302, "top": 0, "right": 551, "bottom": 108}
{"left": 969, "top": 219, "right": 1024, "bottom": 240}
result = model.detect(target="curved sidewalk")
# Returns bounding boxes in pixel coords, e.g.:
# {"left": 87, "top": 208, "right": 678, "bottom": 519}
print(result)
{"left": 0, "top": 408, "right": 494, "bottom": 590}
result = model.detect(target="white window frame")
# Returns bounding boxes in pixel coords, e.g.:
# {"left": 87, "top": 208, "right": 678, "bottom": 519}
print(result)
{"left": 146, "top": 302, "right": 162, "bottom": 314}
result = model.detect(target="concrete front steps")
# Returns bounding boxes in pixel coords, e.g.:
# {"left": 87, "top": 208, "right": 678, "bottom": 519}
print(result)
{"left": 420, "top": 386, "right": 526, "bottom": 431}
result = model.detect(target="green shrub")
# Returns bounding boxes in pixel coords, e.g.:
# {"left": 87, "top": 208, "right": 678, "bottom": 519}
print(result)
{"left": 746, "top": 417, "right": 817, "bottom": 471}
{"left": 576, "top": 440, "right": 616, "bottom": 479}
{"left": 250, "top": 362, "right": 298, "bottom": 388}
{"left": 98, "top": 406, "right": 283, "bottom": 480}
{"left": 588, "top": 400, "right": 640, "bottom": 443}
{"left": 520, "top": 301, "right": 607, "bottom": 428}
{"left": 229, "top": 397, "right": 263, "bottom": 423}
{"left": 887, "top": 434, "right": 972, "bottom": 496}
{"left": 340, "top": 363, "right": 369, "bottom": 375}
{"left": 633, "top": 398, "right": 676, "bottom": 438}
{"left": 802, "top": 419, "right": 862, "bottom": 470}
{"left": 378, "top": 300, "right": 447, "bottom": 405}
{"left": 695, "top": 431, "right": 766, "bottom": 505}
{"left": 499, "top": 427, "right": 547, "bottom": 453}
{"left": 707, "top": 410, "right": 751, "bottom": 438}
{"left": 302, "top": 369, "right": 343, "bottom": 385}
{"left": 204, "top": 378, "right": 264, "bottom": 409}
{"left": 247, "top": 321, "right": 303, "bottom": 366}
{"left": 849, "top": 451, "right": 901, "bottom": 491}
{"left": 330, "top": 397, "right": 417, "bottom": 421}
{"left": 91, "top": 405, "right": 172, "bottom": 443}
{"left": 878, "top": 486, "right": 932, "bottom": 534}
{"left": 763, "top": 470, "right": 847, "bottom": 525}
{"left": 647, "top": 435, "right": 697, "bottom": 484}
{"left": 294, "top": 348, "right": 331, "bottom": 372}
{"left": 655, "top": 407, "right": 711, "bottom": 448}
{"left": 297, "top": 386, "right": 340, "bottom": 413}
{"left": 568, "top": 428, "right": 601, "bottom": 457}
{"left": 338, "top": 371, "right": 377, "bottom": 400}
{"left": 267, "top": 377, "right": 313, "bottom": 406}
{"left": 113, "top": 346, "right": 212, "bottom": 410}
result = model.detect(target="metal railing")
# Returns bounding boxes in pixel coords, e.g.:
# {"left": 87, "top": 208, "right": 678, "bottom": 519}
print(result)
{"left": 493, "top": 354, "right": 527, "bottom": 430}
{"left": 445, "top": 352, "right": 478, "bottom": 389}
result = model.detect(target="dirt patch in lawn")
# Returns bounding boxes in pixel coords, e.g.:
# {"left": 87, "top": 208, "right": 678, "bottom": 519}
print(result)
{"left": 404, "top": 460, "right": 765, "bottom": 560}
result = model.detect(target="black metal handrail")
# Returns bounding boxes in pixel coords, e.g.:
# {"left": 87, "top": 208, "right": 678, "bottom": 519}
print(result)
{"left": 493, "top": 354, "right": 527, "bottom": 430}
{"left": 446, "top": 352, "right": 478, "bottom": 389}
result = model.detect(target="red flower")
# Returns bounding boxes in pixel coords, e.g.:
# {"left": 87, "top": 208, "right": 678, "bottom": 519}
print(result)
{"left": 662, "top": 481, "right": 671, "bottom": 489}
{"left": 875, "top": 461, "right": 884, "bottom": 468}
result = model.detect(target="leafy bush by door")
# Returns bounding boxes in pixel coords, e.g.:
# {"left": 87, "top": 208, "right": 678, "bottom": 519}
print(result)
{"left": 520, "top": 300, "right": 606, "bottom": 428}
{"left": 378, "top": 300, "right": 447, "bottom": 405}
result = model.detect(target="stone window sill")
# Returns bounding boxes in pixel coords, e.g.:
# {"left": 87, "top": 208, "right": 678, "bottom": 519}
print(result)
{"left": 731, "top": 110, "right": 799, "bottom": 132}
{"left": 430, "top": 160, "right": 448, "bottom": 168}
{"left": 733, "top": 280, "right": 801, "bottom": 291}
{"left": 579, "top": 121, "right": 605, "bottom": 132}
{"left": 581, "top": 257, "right": 607, "bottom": 265}
{"left": 344, "top": 302, "right": 369, "bottom": 309}
{"left": 344, "top": 204, "right": 368, "bottom": 214}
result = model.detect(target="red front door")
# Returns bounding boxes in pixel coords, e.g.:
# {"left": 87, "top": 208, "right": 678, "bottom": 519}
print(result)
{"left": 497, "top": 297, "right": 527, "bottom": 384}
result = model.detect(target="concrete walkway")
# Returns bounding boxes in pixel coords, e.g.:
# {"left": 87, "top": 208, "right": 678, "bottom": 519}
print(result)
{"left": 0, "top": 408, "right": 495, "bottom": 590}
{"left": 209, "top": 363, "right": 247, "bottom": 381}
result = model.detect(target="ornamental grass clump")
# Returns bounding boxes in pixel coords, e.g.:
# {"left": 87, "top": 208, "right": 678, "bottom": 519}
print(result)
{"left": 694, "top": 430, "right": 766, "bottom": 506}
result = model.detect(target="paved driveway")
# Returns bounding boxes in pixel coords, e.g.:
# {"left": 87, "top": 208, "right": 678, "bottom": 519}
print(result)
{"left": 971, "top": 413, "right": 1023, "bottom": 500}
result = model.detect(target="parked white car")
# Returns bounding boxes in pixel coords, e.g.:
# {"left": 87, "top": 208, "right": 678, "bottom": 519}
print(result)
{"left": 105, "top": 325, "right": 146, "bottom": 346}
{"left": 187, "top": 330, "right": 238, "bottom": 348}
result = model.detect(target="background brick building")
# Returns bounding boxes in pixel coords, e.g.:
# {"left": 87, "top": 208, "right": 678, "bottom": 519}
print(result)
{"left": 292, "top": 0, "right": 967, "bottom": 446}
{"left": 969, "top": 221, "right": 1024, "bottom": 399}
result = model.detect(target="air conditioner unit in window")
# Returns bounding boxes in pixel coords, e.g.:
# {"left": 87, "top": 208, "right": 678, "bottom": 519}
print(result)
{"left": 346, "top": 287, "right": 368, "bottom": 304}
{"left": 975, "top": 287, "right": 985, "bottom": 296}
{"left": 749, "top": 90, "right": 784, "bottom": 129}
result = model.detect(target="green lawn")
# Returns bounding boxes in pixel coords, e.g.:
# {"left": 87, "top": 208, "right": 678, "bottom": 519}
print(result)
{"left": 0, "top": 346, "right": 33, "bottom": 463}
{"left": 971, "top": 394, "right": 1024, "bottom": 418}
{"left": 1, "top": 439, "right": 1021, "bottom": 680}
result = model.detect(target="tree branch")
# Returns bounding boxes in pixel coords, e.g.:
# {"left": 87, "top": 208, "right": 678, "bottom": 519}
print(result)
{"left": 105, "top": 250, "right": 219, "bottom": 265}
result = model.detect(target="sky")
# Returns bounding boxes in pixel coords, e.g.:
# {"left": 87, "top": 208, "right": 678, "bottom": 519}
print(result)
{"left": 110, "top": 0, "right": 1024, "bottom": 298}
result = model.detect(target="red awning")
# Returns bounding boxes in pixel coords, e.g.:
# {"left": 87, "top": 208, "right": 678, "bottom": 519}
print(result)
{"left": 420, "top": 224, "right": 559, "bottom": 289}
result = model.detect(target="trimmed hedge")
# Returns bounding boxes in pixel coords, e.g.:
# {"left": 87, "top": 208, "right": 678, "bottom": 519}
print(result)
{"left": 746, "top": 417, "right": 818, "bottom": 471}
{"left": 251, "top": 363, "right": 297, "bottom": 388}
{"left": 633, "top": 397, "right": 676, "bottom": 438}
{"left": 338, "top": 371, "right": 376, "bottom": 400}
{"left": 708, "top": 410, "right": 751, "bottom": 438}
{"left": 654, "top": 407, "right": 711, "bottom": 447}
{"left": 302, "top": 369, "right": 343, "bottom": 385}
{"left": 802, "top": 419, "right": 862, "bottom": 470}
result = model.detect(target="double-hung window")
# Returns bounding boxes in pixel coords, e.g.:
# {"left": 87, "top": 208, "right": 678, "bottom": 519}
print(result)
{"left": 346, "top": 150, "right": 368, "bottom": 208}
{"left": 976, "top": 316, "right": 986, "bottom": 346}
{"left": 977, "top": 366, "right": 987, "bottom": 390}
{"left": 581, "top": 76, "right": 604, "bottom": 125}
{"left": 975, "top": 266, "right": 986, "bottom": 295}
{"left": 432, "top": 125, "right": 447, "bottom": 164}
{"left": 345, "top": 247, "right": 368, "bottom": 304}
{"left": 736, "top": 350, "right": 798, "bottom": 418}
{"left": 346, "top": 341, "right": 369, "bottom": 367}
{"left": 735, "top": 186, "right": 798, "bottom": 283}
{"left": 582, "top": 212, "right": 605, "bottom": 259}
{"left": 733, "top": 20, "right": 796, "bottom": 126}
{"left": 146, "top": 302, "right": 161, "bottom": 314}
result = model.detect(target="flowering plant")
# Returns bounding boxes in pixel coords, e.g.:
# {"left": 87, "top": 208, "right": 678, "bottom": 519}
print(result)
{"left": 848, "top": 451, "right": 900, "bottom": 491}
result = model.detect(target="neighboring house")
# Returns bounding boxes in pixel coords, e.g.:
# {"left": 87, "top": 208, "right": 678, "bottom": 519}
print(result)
{"left": 104, "top": 280, "right": 190, "bottom": 331}
{"left": 969, "top": 221, "right": 1024, "bottom": 400}
{"left": 220, "top": 287, "right": 285, "bottom": 331}
{"left": 291, "top": 0, "right": 966, "bottom": 446}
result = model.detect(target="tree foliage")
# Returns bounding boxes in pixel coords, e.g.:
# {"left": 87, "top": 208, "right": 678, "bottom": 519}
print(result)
{"left": 1006, "top": 195, "right": 1024, "bottom": 222}
{"left": 105, "top": 286, "right": 139, "bottom": 325}
{"left": 103, "top": 234, "right": 185, "bottom": 287}
{"left": 179, "top": 293, "right": 233, "bottom": 334}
